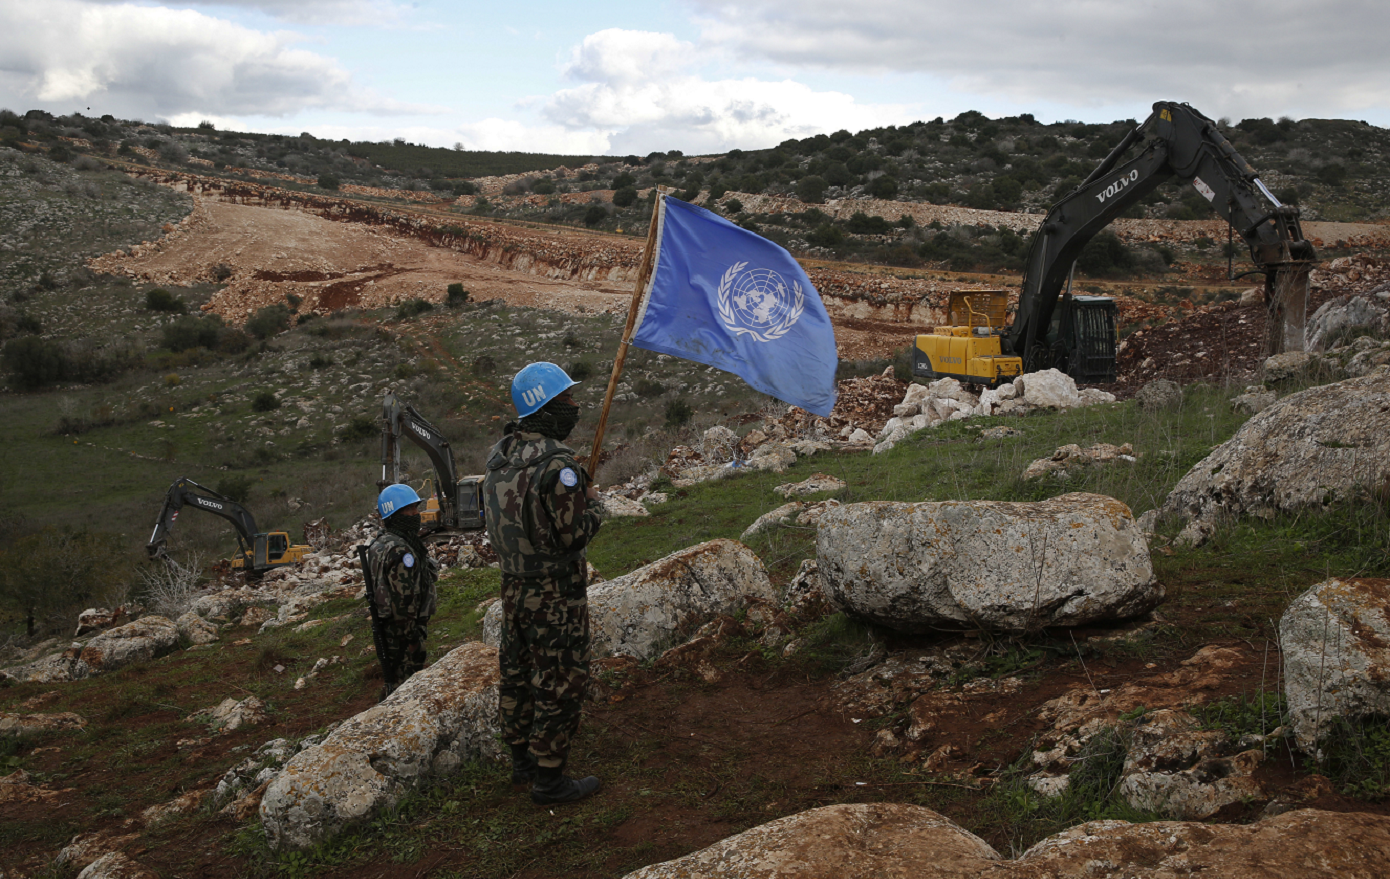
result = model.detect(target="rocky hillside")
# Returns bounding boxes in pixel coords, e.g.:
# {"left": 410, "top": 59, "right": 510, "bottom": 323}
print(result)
{"left": 4, "top": 126, "right": 1390, "bottom": 879}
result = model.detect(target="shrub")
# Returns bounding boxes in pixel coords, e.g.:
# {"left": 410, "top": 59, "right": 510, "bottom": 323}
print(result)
{"left": 211, "top": 263, "right": 233, "bottom": 282}
{"left": 161, "top": 315, "right": 223, "bottom": 352}
{"left": 446, "top": 283, "right": 470, "bottom": 306}
{"left": 0, "top": 527, "right": 131, "bottom": 636}
{"left": 797, "top": 175, "right": 828, "bottom": 204}
{"left": 567, "top": 360, "right": 594, "bottom": 382}
{"left": 145, "top": 288, "right": 186, "bottom": 313}
{"left": 472, "top": 354, "right": 497, "bottom": 375}
{"left": 214, "top": 475, "right": 253, "bottom": 503}
{"left": 664, "top": 397, "right": 693, "bottom": 429}
{"left": 723, "top": 198, "right": 743, "bottom": 214}
{"left": 395, "top": 298, "right": 434, "bottom": 320}
{"left": 15, "top": 312, "right": 41, "bottom": 335}
{"left": 867, "top": 175, "right": 899, "bottom": 199}
{"left": 341, "top": 414, "right": 377, "bottom": 441}
{"left": 612, "top": 186, "right": 638, "bottom": 208}
{"left": 2, "top": 336, "right": 135, "bottom": 389}
{"left": 317, "top": 173, "right": 340, "bottom": 190}
{"left": 583, "top": 205, "right": 608, "bottom": 227}
{"left": 1075, "top": 231, "right": 1135, "bottom": 277}
{"left": 245, "top": 303, "right": 291, "bottom": 339}
{"left": 308, "top": 352, "right": 331, "bottom": 369}
{"left": 452, "top": 181, "right": 477, "bottom": 196}
{"left": 807, "top": 224, "right": 846, "bottom": 248}
{"left": 251, "top": 391, "right": 280, "bottom": 412}
{"left": 532, "top": 178, "right": 557, "bottom": 195}
{"left": 635, "top": 378, "right": 665, "bottom": 398}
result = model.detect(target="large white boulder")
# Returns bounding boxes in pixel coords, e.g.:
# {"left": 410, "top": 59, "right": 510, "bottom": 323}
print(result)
{"left": 623, "top": 803, "right": 999, "bottom": 879}
{"left": 817, "top": 493, "right": 1159, "bottom": 634}
{"left": 1280, "top": 577, "right": 1390, "bottom": 752}
{"left": 1161, "top": 372, "right": 1390, "bottom": 545}
{"left": 588, "top": 539, "right": 776, "bottom": 659}
{"left": 259, "top": 641, "right": 502, "bottom": 851}
{"left": 1015, "top": 369, "right": 1082, "bottom": 409}
{"left": 621, "top": 802, "right": 1390, "bottom": 879}
{"left": 482, "top": 540, "right": 775, "bottom": 660}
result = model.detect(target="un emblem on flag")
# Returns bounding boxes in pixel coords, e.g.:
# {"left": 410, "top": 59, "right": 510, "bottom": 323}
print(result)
{"left": 716, "top": 261, "right": 805, "bottom": 343}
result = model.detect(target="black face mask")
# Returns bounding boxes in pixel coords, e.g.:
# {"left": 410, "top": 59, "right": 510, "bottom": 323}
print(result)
{"left": 388, "top": 511, "right": 422, "bottom": 538}
{"left": 520, "top": 400, "right": 580, "bottom": 441}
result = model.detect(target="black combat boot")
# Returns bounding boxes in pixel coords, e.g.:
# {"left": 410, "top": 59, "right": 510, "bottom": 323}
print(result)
{"left": 509, "top": 744, "right": 538, "bottom": 785}
{"left": 530, "top": 765, "right": 601, "bottom": 805}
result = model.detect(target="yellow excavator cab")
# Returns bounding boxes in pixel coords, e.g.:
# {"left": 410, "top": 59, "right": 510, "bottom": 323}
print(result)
{"left": 914, "top": 289, "right": 1023, "bottom": 387}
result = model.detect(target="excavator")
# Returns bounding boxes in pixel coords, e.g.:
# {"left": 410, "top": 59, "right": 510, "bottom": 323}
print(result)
{"left": 380, "top": 392, "right": 485, "bottom": 535}
{"left": 147, "top": 477, "right": 311, "bottom": 575}
{"left": 915, "top": 100, "right": 1317, "bottom": 385}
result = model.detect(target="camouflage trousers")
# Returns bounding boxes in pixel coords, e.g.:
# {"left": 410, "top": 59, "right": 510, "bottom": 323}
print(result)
{"left": 498, "top": 567, "right": 590, "bottom": 770}
{"left": 378, "top": 620, "right": 427, "bottom": 695}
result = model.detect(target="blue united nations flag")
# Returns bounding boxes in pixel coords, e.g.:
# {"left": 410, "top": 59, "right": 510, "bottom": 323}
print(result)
{"left": 629, "top": 195, "right": 838, "bottom": 416}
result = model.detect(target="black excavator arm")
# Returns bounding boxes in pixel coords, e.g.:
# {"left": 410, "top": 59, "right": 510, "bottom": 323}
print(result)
{"left": 146, "top": 477, "right": 260, "bottom": 561}
{"left": 1007, "top": 101, "right": 1317, "bottom": 372}
{"left": 381, "top": 392, "right": 460, "bottom": 528}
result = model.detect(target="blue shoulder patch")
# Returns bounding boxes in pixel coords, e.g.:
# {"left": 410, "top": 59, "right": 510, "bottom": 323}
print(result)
{"left": 558, "top": 467, "right": 579, "bottom": 488}
{"left": 403, "top": 552, "right": 415, "bottom": 568}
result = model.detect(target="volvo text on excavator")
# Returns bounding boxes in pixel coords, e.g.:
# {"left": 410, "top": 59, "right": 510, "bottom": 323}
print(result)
{"left": 915, "top": 101, "right": 1317, "bottom": 386}
{"left": 147, "top": 477, "right": 311, "bottom": 575}
{"left": 380, "top": 392, "right": 485, "bottom": 535}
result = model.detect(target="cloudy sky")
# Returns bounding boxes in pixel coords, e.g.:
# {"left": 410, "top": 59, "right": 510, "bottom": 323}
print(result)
{"left": 2, "top": 0, "right": 1386, "bottom": 156}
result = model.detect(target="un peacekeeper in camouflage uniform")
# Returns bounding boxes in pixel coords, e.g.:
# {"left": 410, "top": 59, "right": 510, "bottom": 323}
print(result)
{"left": 484, "top": 362, "right": 606, "bottom": 805}
{"left": 366, "top": 484, "right": 438, "bottom": 701}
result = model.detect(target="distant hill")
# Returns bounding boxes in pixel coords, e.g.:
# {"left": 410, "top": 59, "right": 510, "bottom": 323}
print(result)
{"left": 3, "top": 105, "right": 1387, "bottom": 275}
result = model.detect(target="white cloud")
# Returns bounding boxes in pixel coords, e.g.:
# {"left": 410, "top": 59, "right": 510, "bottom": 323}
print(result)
{"left": 686, "top": 0, "right": 1390, "bottom": 123}
{"left": 541, "top": 29, "right": 918, "bottom": 154}
{"left": 0, "top": 1, "right": 403, "bottom": 120}
{"left": 80, "top": 0, "right": 406, "bottom": 26}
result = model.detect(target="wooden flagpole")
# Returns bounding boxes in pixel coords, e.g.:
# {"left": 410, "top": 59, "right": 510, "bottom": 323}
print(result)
{"left": 586, "top": 187, "right": 669, "bottom": 478}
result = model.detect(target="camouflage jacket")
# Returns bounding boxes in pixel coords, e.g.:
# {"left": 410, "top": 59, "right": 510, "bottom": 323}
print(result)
{"left": 366, "top": 530, "right": 438, "bottom": 623}
{"left": 483, "top": 431, "right": 605, "bottom": 578}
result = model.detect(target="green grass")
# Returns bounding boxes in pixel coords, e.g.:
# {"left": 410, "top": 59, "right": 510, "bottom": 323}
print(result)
{"left": 590, "top": 383, "right": 1251, "bottom": 581}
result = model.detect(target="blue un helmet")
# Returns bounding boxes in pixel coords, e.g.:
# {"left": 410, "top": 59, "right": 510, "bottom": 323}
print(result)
{"left": 511, "top": 362, "right": 578, "bottom": 417}
{"left": 378, "top": 484, "right": 422, "bottom": 519}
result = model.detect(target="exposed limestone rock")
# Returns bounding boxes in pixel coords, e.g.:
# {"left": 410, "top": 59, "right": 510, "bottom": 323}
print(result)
{"left": 76, "top": 851, "right": 157, "bottom": 879}
{"left": 700, "top": 425, "right": 740, "bottom": 462}
{"left": 623, "top": 802, "right": 1390, "bottom": 878}
{"left": 740, "top": 502, "right": 804, "bottom": 541}
{"left": 1015, "top": 369, "right": 1083, "bottom": 409}
{"left": 260, "top": 642, "right": 502, "bottom": 851}
{"left": 774, "top": 473, "right": 846, "bottom": 498}
{"left": 55, "top": 832, "right": 140, "bottom": 874}
{"left": 622, "top": 803, "right": 1000, "bottom": 879}
{"left": 1231, "top": 386, "right": 1278, "bottom": 415}
{"left": 784, "top": 559, "right": 824, "bottom": 613}
{"left": 175, "top": 611, "right": 219, "bottom": 645}
{"left": 1008, "top": 810, "right": 1390, "bottom": 878}
{"left": 1161, "top": 372, "right": 1390, "bottom": 545}
{"left": 585, "top": 539, "right": 775, "bottom": 660}
{"left": 817, "top": 493, "right": 1159, "bottom": 633}
{"left": 192, "top": 696, "right": 268, "bottom": 733}
{"left": 191, "top": 587, "right": 278, "bottom": 625}
{"left": 747, "top": 441, "right": 797, "bottom": 473}
{"left": 598, "top": 493, "right": 650, "bottom": 518}
{"left": 1021, "top": 443, "right": 1135, "bottom": 481}
{"left": 0, "top": 711, "right": 85, "bottom": 736}
{"left": 1261, "top": 350, "right": 1320, "bottom": 384}
{"left": 1305, "top": 294, "right": 1389, "bottom": 352}
{"left": 81, "top": 616, "right": 180, "bottom": 673}
{"left": 1136, "top": 379, "right": 1182, "bottom": 410}
{"left": 1116, "top": 709, "right": 1264, "bottom": 819}
{"left": 1280, "top": 577, "right": 1390, "bottom": 752}
{"left": 74, "top": 607, "right": 124, "bottom": 637}
{"left": 141, "top": 790, "right": 209, "bottom": 825}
